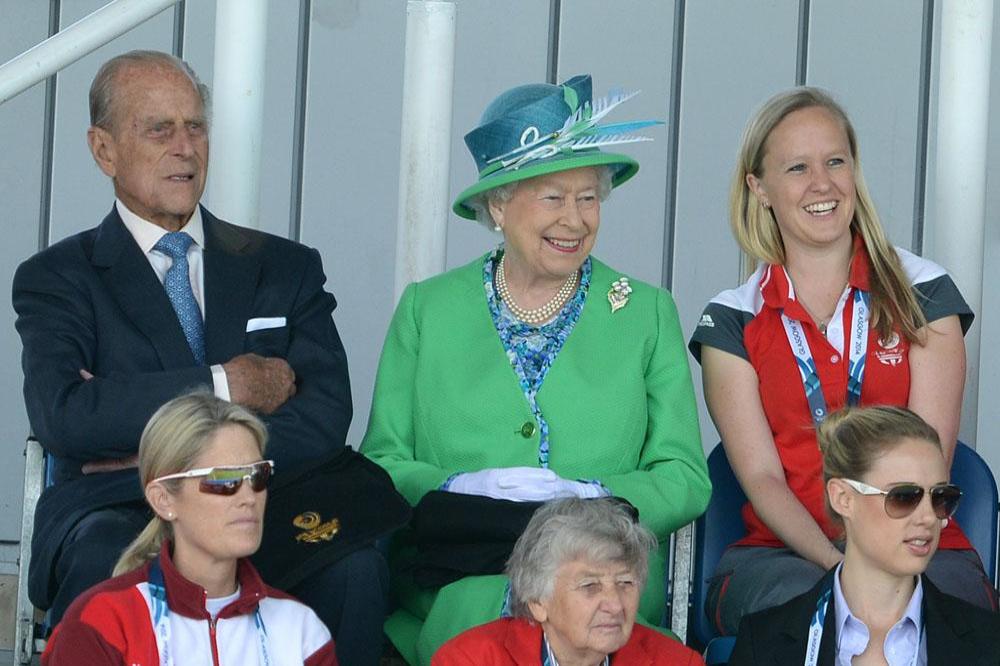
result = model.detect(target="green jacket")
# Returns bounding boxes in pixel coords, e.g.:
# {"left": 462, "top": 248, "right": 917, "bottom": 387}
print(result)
{"left": 362, "top": 254, "right": 710, "bottom": 664}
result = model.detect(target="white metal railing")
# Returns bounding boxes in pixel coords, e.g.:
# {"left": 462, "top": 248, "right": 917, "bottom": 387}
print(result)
{"left": 0, "top": 0, "right": 179, "bottom": 105}
{"left": 0, "top": 0, "right": 270, "bottom": 230}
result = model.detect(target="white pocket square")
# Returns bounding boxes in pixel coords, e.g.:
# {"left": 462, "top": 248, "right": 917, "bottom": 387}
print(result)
{"left": 246, "top": 316, "right": 286, "bottom": 333}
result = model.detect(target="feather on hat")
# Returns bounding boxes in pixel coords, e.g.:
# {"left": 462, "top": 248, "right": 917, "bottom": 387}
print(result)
{"left": 452, "top": 74, "right": 662, "bottom": 220}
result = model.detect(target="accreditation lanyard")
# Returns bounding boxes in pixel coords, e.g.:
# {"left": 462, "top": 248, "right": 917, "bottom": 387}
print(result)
{"left": 781, "top": 289, "right": 870, "bottom": 425}
{"left": 148, "top": 557, "right": 272, "bottom": 666}
{"left": 803, "top": 580, "right": 923, "bottom": 666}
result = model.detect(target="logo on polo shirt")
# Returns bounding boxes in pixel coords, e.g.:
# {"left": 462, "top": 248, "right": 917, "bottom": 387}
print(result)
{"left": 879, "top": 332, "right": 900, "bottom": 349}
{"left": 699, "top": 314, "right": 715, "bottom": 328}
{"left": 876, "top": 332, "right": 904, "bottom": 366}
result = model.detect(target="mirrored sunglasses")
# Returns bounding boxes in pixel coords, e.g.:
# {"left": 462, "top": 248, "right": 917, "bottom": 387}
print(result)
{"left": 152, "top": 460, "right": 275, "bottom": 496}
{"left": 842, "top": 478, "right": 961, "bottom": 520}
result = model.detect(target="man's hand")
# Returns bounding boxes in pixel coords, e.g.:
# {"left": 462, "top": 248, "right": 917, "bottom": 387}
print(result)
{"left": 223, "top": 353, "right": 297, "bottom": 414}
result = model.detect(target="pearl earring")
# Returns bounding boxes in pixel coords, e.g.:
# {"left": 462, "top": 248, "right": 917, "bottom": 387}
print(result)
{"left": 941, "top": 518, "right": 949, "bottom": 528}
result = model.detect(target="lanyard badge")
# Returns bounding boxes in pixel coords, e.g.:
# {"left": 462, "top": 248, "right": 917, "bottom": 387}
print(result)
{"left": 782, "top": 289, "right": 870, "bottom": 425}
{"left": 148, "top": 557, "right": 272, "bottom": 666}
{"left": 803, "top": 575, "right": 923, "bottom": 666}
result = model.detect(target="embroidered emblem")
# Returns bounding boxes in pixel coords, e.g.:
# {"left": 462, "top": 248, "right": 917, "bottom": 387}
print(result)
{"left": 608, "top": 277, "right": 632, "bottom": 313}
{"left": 876, "top": 348, "right": 905, "bottom": 367}
{"left": 878, "top": 332, "right": 900, "bottom": 349}
{"left": 699, "top": 314, "right": 715, "bottom": 328}
{"left": 875, "top": 331, "right": 904, "bottom": 366}
{"left": 293, "top": 511, "right": 341, "bottom": 543}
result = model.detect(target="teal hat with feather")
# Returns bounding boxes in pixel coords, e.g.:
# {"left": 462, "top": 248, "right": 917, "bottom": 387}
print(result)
{"left": 452, "top": 74, "right": 661, "bottom": 220}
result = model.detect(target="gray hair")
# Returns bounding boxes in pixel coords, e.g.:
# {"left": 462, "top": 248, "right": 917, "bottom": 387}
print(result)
{"left": 467, "top": 164, "right": 615, "bottom": 229}
{"left": 506, "top": 497, "right": 657, "bottom": 619}
{"left": 90, "top": 50, "right": 211, "bottom": 133}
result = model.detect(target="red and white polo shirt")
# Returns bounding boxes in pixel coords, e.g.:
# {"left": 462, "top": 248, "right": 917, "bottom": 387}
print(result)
{"left": 690, "top": 240, "right": 973, "bottom": 550}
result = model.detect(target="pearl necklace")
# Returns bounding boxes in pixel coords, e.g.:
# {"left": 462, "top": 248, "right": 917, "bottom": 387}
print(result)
{"left": 495, "top": 255, "right": 578, "bottom": 325}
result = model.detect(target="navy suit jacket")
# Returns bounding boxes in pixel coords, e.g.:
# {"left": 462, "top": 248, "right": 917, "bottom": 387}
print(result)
{"left": 729, "top": 570, "right": 1000, "bottom": 665}
{"left": 13, "top": 205, "right": 354, "bottom": 607}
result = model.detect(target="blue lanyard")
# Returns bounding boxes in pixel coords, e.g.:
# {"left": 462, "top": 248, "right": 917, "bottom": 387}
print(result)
{"left": 781, "top": 289, "right": 870, "bottom": 424}
{"left": 803, "top": 576, "right": 923, "bottom": 666}
{"left": 803, "top": 588, "right": 832, "bottom": 666}
{"left": 148, "top": 557, "right": 271, "bottom": 666}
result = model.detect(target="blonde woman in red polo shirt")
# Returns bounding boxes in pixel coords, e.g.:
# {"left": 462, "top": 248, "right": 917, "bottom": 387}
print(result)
{"left": 689, "top": 87, "right": 995, "bottom": 637}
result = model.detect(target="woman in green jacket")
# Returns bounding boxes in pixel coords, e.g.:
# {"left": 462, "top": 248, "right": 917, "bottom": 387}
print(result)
{"left": 362, "top": 74, "right": 710, "bottom": 665}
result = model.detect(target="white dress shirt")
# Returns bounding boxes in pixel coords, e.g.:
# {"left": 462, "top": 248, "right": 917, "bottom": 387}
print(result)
{"left": 115, "top": 199, "right": 230, "bottom": 400}
{"left": 833, "top": 564, "right": 926, "bottom": 666}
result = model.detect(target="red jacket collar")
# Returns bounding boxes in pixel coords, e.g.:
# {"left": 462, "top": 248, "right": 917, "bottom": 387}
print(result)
{"left": 500, "top": 617, "right": 655, "bottom": 665}
{"left": 760, "top": 234, "right": 870, "bottom": 314}
{"left": 153, "top": 540, "right": 269, "bottom": 619}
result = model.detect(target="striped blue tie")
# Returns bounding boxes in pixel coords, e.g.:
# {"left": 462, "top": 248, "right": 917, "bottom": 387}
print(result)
{"left": 154, "top": 231, "right": 205, "bottom": 365}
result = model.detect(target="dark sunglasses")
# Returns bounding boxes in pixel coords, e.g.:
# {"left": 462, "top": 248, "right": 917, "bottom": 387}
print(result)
{"left": 842, "top": 478, "right": 962, "bottom": 520}
{"left": 152, "top": 460, "right": 275, "bottom": 496}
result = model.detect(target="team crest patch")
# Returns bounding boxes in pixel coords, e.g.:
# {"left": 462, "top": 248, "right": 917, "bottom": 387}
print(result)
{"left": 876, "top": 332, "right": 904, "bottom": 366}
{"left": 293, "top": 511, "right": 341, "bottom": 543}
{"left": 878, "top": 332, "right": 900, "bottom": 349}
{"left": 876, "top": 348, "right": 904, "bottom": 366}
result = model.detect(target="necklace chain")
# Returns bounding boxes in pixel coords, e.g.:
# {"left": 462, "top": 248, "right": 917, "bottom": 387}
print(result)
{"left": 495, "top": 254, "right": 578, "bottom": 325}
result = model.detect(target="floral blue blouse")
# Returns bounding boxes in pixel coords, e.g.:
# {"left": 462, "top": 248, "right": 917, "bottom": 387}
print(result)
{"left": 483, "top": 247, "right": 591, "bottom": 469}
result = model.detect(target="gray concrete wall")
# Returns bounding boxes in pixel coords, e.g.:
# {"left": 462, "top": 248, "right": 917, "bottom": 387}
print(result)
{"left": 0, "top": 1, "right": 997, "bottom": 547}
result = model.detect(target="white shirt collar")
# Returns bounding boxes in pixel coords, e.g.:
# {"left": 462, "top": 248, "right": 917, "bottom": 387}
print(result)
{"left": 204, "top": 585, "right": 241, "bottom": 619}
{"left": 833, "top": 563, "right": 924, "bottom": 666}
{"left": 115, "top": 199, "right": 205, "bottom": 254}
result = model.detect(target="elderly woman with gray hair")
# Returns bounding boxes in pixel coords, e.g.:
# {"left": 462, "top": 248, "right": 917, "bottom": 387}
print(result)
{"left": 433, "top": 498, "right": 704, "bottom": 665}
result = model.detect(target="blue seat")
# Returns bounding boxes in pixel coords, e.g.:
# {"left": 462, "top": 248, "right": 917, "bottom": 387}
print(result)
{"left": 703, "top": 636, "right": 737, "bottom": 665}
{"left": 951, "top": 441, "right": 999, "bottom": 586}
{"left": 683, "top": 440, "right": 998, "bottom": 666}
{"left": 688, "top": 443, "right": 746, "bottom": 662}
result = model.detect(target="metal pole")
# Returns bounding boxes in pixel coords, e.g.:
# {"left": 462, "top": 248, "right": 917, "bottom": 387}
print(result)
{"left": 932, "top": 0, "right": 994, "bottom": 444}
{"left": 206, "top": 0, "right": 269, "bottom": 229}
{"left": 0, "top": 0, "right": 180, "bottom": 105}
{"left": 394, "top": 0, "right": 457, "bottom": 299}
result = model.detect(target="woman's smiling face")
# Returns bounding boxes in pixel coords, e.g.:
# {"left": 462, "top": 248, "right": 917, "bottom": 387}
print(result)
{"left": 491, "top": 167, "right": 601, "bottom": 286}
{"left": 747, "top": 105, "right": 857, "bottom": 257}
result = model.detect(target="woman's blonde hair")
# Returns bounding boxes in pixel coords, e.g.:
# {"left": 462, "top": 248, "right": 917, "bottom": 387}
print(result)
{"left": 113, "top": 391, "right": 267, "bottom": 576}
{"left": 817, "top": 406, "right": 941, "bottom": 526}
{"left": 730, "top": 87, "right": 926, "bottom": 342}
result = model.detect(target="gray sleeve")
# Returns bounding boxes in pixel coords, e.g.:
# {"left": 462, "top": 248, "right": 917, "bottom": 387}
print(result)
{"left": 688, "top": 301, "right": 752, "bottom": 364}
{"left": 913, "top": 273, "right": 974, "bottom": 334}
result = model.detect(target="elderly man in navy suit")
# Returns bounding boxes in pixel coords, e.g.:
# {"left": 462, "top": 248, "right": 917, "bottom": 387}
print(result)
{"left": 13, "top": 50, "right": 396, "bottom": 666}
